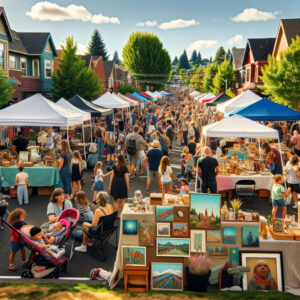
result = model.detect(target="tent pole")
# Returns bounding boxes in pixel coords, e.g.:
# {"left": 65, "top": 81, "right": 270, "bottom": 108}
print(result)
{"left": 82, "top": 122, "right": 86, "bottom": 161}
{"left": 277, "top": 135, "right": 285, "bottom": 185}
{"left": 67, "top": 124, "right": 69, "bottom": 143}
{"left": 90, "top": 122, "right": 93, "bottom": 143}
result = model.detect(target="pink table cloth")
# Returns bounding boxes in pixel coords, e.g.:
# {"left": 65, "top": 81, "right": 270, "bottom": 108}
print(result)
{"left": 217, "top": 175, "right": 234, "bottom": 191}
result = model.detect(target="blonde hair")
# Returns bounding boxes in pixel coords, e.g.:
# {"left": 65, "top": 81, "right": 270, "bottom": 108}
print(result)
{"left": 273, "top": 174, "right": 283, "bottom": 184}
{"left": 73, "top": 150, "right": 82, "bottom": 162}
{"left": 61, "top": 140, "right": 71, "bottom": 153}
{"left": 159, "top": 156, "right": 170, "bottom": 175}
{"left": 182, "top": 146, "right": 189, "bottom": 154}
{"left": 94, "top": 161, "right": 103, "bottom": 176}
{"left": 75, "top": 191, "right": 88, "bottom": 206}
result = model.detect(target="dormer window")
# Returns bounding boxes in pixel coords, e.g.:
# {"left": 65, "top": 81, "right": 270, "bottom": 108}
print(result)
{"left": 0, "top": 42, "right": 5, "bottom": 70}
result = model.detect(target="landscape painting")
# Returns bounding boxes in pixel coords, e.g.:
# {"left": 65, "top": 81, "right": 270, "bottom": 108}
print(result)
{"left": 172, "top": 222, "right": 188, "bottom": 237}
{"left": 123, "top": 220, "right": 138, "bottom": 235}
{"left": 156, "top": 206, "right": 174, "bottom": 222}
{"left": 157, "top": 223, "right": 170, "bottom": 237}
{"left": 122, "top": 246, "right": 146, "bottom": 267}
{"left": 151, "top": 262, "right": 183, "bottom": 291}
{"left": 207, "top": 246, "right": 228, "bottom": 256}
{"left": 190, "top": 193, "right": 221, "bottom": 230}
{"left": 139, "top": 222, "right": 155, "bottom": 246}
{"left": 190, "top": 230, "right": 206, "bottom": 253}
{"left": 157, "top": 238, "right": 190, "bottom": 257}
{"left": 207, "top": 230, "right": 221, "bottom": 242}
{"left": 223, "top": 228, "right": 236, "bottom": 244}
{"left": 242, "top": 226, "right": 259, "bottom": 247}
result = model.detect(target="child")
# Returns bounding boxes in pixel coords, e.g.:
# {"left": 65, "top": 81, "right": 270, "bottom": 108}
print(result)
{"left": 272, "top": 174, "right": 291, "bottom": 220}
{"left": 176, "top": 178, "right": 190, "bottom": 195}
{"left": 15, "top": 166, "right": 29, "bottom": 205}
{"left": 71, "top": 150, "right": 82, "bottom": 199}
{"left": 285, "top": 156, "right": 300, "bottom": 208}
{"left": 93, "top": 162, "right": 111, "bottom": 201}
{"left": 75, "top": 191, "right": 93, "bottom": 222}
{"left": 159, "top": 156, "right": 173, "bottom": 200}
{"left": 137, "top": 145, "right": 146, "bottom": 175}
{"left": 45, "top": 220, "right": 67, "bottom": 244}
{"left": 30, "top": 226, "right": 65, "bottom": 259}
{"left": 7, "top": 208, "right": 27, "bottom": 271}
{"left": 188, "top": 136, "right": 197, "bottom": 156}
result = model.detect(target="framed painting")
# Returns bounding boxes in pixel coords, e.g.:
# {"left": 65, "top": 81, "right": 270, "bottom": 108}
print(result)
{"left": 242, "top": 226, "right": 259, "bottom": 247}
{"left": 139, "top": 222, "right": 154, "bottom": 246}
{"left": 157, "top": 223, "right": 170, "bottom": 237}
{"left": 151, "top": 262, "right": 183, "bottom": 291}
{"left": 190, "top": 230, "right": 206, "bottom": 253}
{"left": 122, "top": 246, "right": 146, "bottom": 267}
{"left": 207, "top": 246, "right": 227, "bottom": 256}
{"left": 240, "top": 251, "right": 284, "bottom": 291}
{"left": 190, "top": 193, "right": 221, "bottom": 230}
{"left": 223, "top": 227, "right": 236, "bottom": 244}
{"left": 172, "top": 222, "right": 188, "bottom": 237}
{"left": 273, "top": 219, "right": 284, "bottom": 233}
{"left": 123, "top": 220, "right": 138, "bottom": 235}
{"left": 157, "top": 237, "right": 190, "bottom": 257}
{"left": 19, "top": 151, "right": 29, "bottom": 164}
{"left": 156, "top": 206, "right": 174, "bottom": 222}
{"left": 207, "top": 230, "right": 221, "bottom": 243}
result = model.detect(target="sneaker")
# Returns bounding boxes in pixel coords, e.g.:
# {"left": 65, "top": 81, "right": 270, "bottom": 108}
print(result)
{"left": 75, "top": 244, "right": 87, "bottom": 253}
{"left": 90, "top": 268, "right": 101, "bottom": 279}
{"left": 87, "top": 241, "right": 93, "bottom": 247}
{"left": 8, "top": 264, "right": 17, "bottom": 271}
{"left": 55, "top": 248, "right": 65, "bottom": 259}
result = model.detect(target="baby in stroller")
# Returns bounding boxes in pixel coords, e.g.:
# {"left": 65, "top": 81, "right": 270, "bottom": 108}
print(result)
{"left": 45, "top": 219, "right": 68, "bottom": 244}
{"left": 30, "top": 226, "right": 65, "bottom": 259}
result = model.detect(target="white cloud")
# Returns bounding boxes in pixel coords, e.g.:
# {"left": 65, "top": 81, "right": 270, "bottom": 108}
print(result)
{"left": 136, "top": 20, "right": 157, "bottom": 27}
{"left": 226, "top": 34, "right": 244, "bottom": 46}
{"left": 231, "top": 8, "right": 278, "bottom": 22}
{"left": 76, "top": 43, "right": 88, "bottom": 55}
{"left": 159, "top": 19, "right": 199, "bottom": 30}
{"left": 187, "top": 40, "right": 218, "bottom": 52}
{"left": 26, "top": 1, "right": 120, "bottom": 24}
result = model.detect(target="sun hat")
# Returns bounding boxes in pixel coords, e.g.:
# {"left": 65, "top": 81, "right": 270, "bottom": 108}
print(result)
{"left": 151, "top": 140, "right": 161, "bottom": 149}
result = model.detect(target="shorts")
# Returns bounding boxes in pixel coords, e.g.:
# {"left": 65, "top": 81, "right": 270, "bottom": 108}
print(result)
{"left": 272, "top": 198, "right": 286, "bottom": 207}
{"left": 94, "top": 180, "right": 104, "bottom": 191}
{"left": 288, "top": 183, "right": 300, "bottom": 194}
{"left": 106, "top": 145, "right": 115, "bottom": 154}
{"left": 148, "top": 170, "right": 159, "bottom": 181}
{"left": 10, "top": 241, "right": 24, "bottom": 252}
{"left": 162, "top": 181, "right": 172, "bottom": 185}
{"left": 128, "top": 153, "right": 139, "bottom": 165}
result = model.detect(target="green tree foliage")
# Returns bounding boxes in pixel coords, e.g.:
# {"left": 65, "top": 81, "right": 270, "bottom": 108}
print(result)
{"left": 118, "top": 85, "right": 137, "bottom": 94}
{"left": 122, "top": 32, "right": 171, "bottom": 89}
{"left": 172, "top": 56, "right": 179, "bottom": 66}
{"left": 226, "top": 88, "right": 236, "bottom": 98}
{"left": 190, "top": 50, "right": 198, "bottom": 64}
{"left": 178, "top": 50, "right": 190, "bottom": 69}
{"left": 259, "top": 36, "right": 300, "bottom": 109}
{"left": 113, "top": 51, "right": 121, "bottom": 65}
{"left": 214, "top": 46, "right": 226, "bottom": 64}
{"left": 197, "top": 52, "right": 202, "bottom": 65}
{"left": 190, "top": 66, "right": 205, "bottom": 90}
{"left": 52, "top": 36, "right": 103, "bottom": 101}
{"left": 212, "top": 60, "right": 236, "bottom": 94}
{"left": 87, "top": 30, "right": 108, "bottom": 60}
{"left": 202, "top": 63, "right": 218, "bottom": 93}
{"left": 0, "top": 68, "right": 14, "bottom": 107}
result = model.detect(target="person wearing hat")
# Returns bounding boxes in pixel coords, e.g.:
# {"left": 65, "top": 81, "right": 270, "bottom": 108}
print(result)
{"left": 144, "top": 140, "right": 163, "bottom": 193}
{"left": 12, "top": 131, "right": 28, "bottom": 154}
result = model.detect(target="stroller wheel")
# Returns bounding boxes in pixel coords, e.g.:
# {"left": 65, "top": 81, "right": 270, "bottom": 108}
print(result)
{"left": 21, "top": 271, "right": 33, "bottom": 278}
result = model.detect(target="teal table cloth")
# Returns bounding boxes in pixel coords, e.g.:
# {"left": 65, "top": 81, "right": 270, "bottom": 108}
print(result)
{"left": 0, "top": 166, "right": 60, "bottom": 187}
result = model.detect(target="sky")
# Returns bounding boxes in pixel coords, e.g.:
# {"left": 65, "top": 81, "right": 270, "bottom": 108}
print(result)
{"left": 2, "top": 0, "right": 300, "bottom": 60}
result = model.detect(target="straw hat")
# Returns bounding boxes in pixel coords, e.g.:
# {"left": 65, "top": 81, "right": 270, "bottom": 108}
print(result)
{"left": 151, "top": 140, "right": 161, "bottom": 149}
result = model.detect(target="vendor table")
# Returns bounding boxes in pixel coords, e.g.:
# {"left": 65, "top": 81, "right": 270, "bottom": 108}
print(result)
{"left": 0, "top": 166, "right": 60, "bottom": 187}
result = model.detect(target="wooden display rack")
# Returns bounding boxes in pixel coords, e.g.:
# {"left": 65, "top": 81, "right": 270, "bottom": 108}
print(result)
{"left": 267, "top": 225, "right": 294, "bottom": 240}
{"left": 288, "top": 228, "right": 300, "bottom": 241}
{"left": 124, "top": 266, "right": 149, "bottom": 292}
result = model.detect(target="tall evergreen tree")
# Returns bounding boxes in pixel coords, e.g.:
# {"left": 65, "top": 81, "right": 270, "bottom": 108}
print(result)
{"left": 0, "top": 68, "right": 14, "bottom": 107}
{"left": 87, "top": 30, "right": 108, "bottom": 60}
{"left": 197, "top": 52, "right": 202, "bottom": 65}
{"left": 172, "top": 56, "right": 178, "bottom": 66}
{"left": 52, "top": 36, "right": 103, "bottom": 101}
{"left": 190, "top": 50, "right": 198, "bottom": 64}
{"left": 178, "top": 50, "right": 190, "bottom": 69}
{"left": 113, "top": 51, "right": 121, "bottom": 65}
{"left": 214, "top": 46, "right": 226, "bottom": 64}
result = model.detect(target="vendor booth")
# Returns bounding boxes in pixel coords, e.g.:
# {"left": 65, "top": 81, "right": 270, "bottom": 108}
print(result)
{"left": 132, "top": 92, "right": 148, "bottom": 102}
{"left": 117, "top": 93, "right": 139, "bottom": 107}
{"left": 198, "top": 93, "right": 216, "bottom": 103}
{"left": 92, "top": 92, "right": 130, "bottom": 109}
{"left": 206, "top": 92, "right": 232, "bottom": 107}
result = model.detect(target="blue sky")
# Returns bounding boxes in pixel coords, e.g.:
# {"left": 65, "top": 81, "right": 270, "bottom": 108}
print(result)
{"left": 2, "top": 0, "right": 300, "bottom": 60}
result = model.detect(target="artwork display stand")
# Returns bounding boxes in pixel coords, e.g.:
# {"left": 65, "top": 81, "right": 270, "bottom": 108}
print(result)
{"left": 124, "top": 266, "right": 149, "bottom": 292}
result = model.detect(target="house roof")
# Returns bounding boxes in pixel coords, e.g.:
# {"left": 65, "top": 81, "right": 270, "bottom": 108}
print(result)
{"left": 103, "top": 61, "right": 114, "bottom": 78}
{"left": 281, "top": 18, "right": 300, "bottom": 45}
{"left": 231, "top": 48, "right": 245, "bottom": 69}
{"left": 0, "top": 7, "right": 13, "bottom": 39}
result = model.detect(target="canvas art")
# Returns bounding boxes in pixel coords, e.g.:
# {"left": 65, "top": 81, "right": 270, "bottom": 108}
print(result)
{"left": 240, "top": 251, "right": 284, "bottom": 291}
{"left": 230, "top": 247, "right": 240, "bottom": 267}
{"left": 157, "top": 223, "right": 170, "bottom": 237}
{"left": 151, "top": 262, "right": 183, "bottom": 291}
{"left": 172, "top": 222, "right": 188, "bottom": 237}
{"left": 207, "top": 230, "right": 221, "bottom": 242}
{"left": 19, "top": 151, "right": 29, "bottom": 164}
{"left": 242, "top": 226, "right": 259, "bottom": 247}
{"left": 157, "top": 237, "right": 190, "bottom": 257}
{"left": 123, "top": 220, "right": 138, "bottom": 235}
{"left": 122, "top": 246, "right": 146, "bottom": 267}
{"left": 139, "top": 222, "right": 154, "bottom": 246}
{"left": 190, "top": 193, "right": 221, "bottom": 230}
{"left": 273, "top": 219, "right": 284, "bottom": 233}
{"left": 207, "top": 246, "right": 227, "bottom": 256}
{"left": 156, "top": 206, "right": 174, "bottom": 222}
{"left": 223, "top": 227, "right": 236, "bottom": 244}
{"left": 190, "top": 230, "right": 206, "bottom": 253}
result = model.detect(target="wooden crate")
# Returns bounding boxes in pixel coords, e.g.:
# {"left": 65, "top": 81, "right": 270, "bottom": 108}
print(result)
{"left": 38, "top": 186, "right": 54, "bottom": 196}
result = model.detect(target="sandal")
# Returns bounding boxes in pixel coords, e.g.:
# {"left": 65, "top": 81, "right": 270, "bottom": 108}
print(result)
{"left": 8, "top": 264, "right": 17, "bottom": 271}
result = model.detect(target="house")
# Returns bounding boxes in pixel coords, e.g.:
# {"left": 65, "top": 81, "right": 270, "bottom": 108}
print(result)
{"left": 237, "top": 38, "right": 275, "bottom": 94}
{"left": 103, "top": 60, "right": 116, "bottom": 90}
{"left": 0, "top": 7, "right": 58, "bottom": 101}
{"left": 230, "top": 47, "right": 245, "bottom": 90}
{"left": 115, "top": 65, "right": 125, "bottom": 86}
{"left": 273, "top": 18, "right": 300, "bottom": 58}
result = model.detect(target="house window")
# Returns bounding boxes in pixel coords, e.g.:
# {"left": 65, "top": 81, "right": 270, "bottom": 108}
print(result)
{"left": 20, "top": 57, "right": 27, "bottom": 75}
{"left": 246, "top": 68, "right": 250, "bottom": 82}
{"left": 9, "top": 55, "right": 17, "bottom": 69}
{"left": 44, "top": 59, "right": 53, "bottom": 78}
{"left": 32, "top": 59, "right": 39, "bottom": 77}
{"left": 0, "top": 42, "right": 5, "bottom": 69}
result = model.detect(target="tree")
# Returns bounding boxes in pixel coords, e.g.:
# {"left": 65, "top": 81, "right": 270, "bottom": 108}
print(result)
{"left": 202, "top": 63, "right": 218, "bottom": 93}
{"left": 190, "top": 50, "right": 198, "bottom": 64}
{"left": 178, "top": 50, "right": 190, "bottom": 69}
{"left": 190, "top": 65, "right": 204, "bottom": 90}
{"left": 52, "top": 36, "right": 103, "bottom": 101}
{"left": 172, "top": 56, "right": 178, "bottom": 66}
{"left": 122, "top": 32, "right": 171, "bottom": 89}
{"left": 212, "top": 60, "right": 236, "bottom": 94}
{"left": 113, "top": 51, "right": 121, "bottom": 65}
{"left": 197, "top": 52, "right": 202, "bottom": 65}
{"left": 214, "top": 46, "right": 226, "bottom": 64}
{"left": 259, "top": 36, "right": 300, "bottom": 109}
{"left": 87, "top": 30, "right": 108, "bottom": 60}
{"left": 0, "top": 68, "right": 14, "bottom": 107}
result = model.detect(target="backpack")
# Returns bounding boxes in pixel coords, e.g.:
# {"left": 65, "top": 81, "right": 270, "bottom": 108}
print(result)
{"left": 107, "top": 132, "right": 116, "bottom": 147}
{"left": 193, "top": 127, "right": 200, "bottom": 143}
{"left": 127, "top": 139, "right": 137, "bottom": 155}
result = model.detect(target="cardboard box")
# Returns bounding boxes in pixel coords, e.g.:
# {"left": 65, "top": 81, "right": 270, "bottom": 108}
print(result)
{"left": 257, "top": 189, "right": 270, "bottom": 198}
{"left": 38, "top": 186, "right": 54, "bottom": 196}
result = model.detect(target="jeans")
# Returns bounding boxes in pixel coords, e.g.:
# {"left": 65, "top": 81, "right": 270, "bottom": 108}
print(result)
{"left": 269, "top": 162, "right": 282, "bottom": 175}
{"left": 60, "top": 167, "right": 72, "bottom": 195}
{"left": 17, "top": 185, "right": 28, "bottom": 205}
{"left": 201, "top": 181, "right": 217, "bottom": 194}
{"left": 97, "top": 138, "right": 104, "bottom": 157}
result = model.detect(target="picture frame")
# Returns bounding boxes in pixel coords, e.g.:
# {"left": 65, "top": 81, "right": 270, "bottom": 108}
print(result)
{"left": 19, "top": 151, "right": 29, "bottom": 164}
{"left": 157, "top": 237, "right": 190, "bottom": 257}
{"left": 157, "top": 223, "right": 170, "bottom": 237}
{"left": 207, "top": 246, "right": 228, "bottom": 256}
{"left": 240, "top": 251, "right": 284, "bottom": 291}
{"left": 151, "top": 262, "right": 183, "bottom": 291}
{"left": 207, "top": 230, "right": 221, "bottom": 243}
{"left": 242, "top": 226, "right": 259, "bottom": 247}
{"left": 272, "top": 219, "right": 284, "bottom": 233}
{"left": 156, "top": 206, "right": 174, "bottom": 222}
{"left": 122, "top": 220, "right": 138, "bottom": 235}
{"left": 223, "top": 227, "right": 236, "bottom": 244}
{"left": 172, "top": 222, "right": 189, "bottom": 237}
{"left": 122, "top": 246, "right": 146, "bottom": 267}
{"left": 190, "top": 230, "right": 206, "bottom": 253}
{"left": 139, "top": 222, "right": 155, "bottom": 246}
{"left": 190, "top": 193, "right": 221, "bottom": 230}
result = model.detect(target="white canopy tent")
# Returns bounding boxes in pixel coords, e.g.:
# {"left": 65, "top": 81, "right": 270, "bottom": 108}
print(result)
{"left": 92, "top": 92, "right": 129, "bottom": 109}
{"left": 198, "top": 93, "right": 215, "bottom": 102}
{"left": 190, "top": 90, "right": 201, "bottom": 97}
{"left": 144, "top": 91, "right": 158, "bottom": 100}
{"left": 216, "top": 90, "right": 262, "bottom": 114}
{"left": 117, "top": 93, "right": 138, "bottom": 107}
{"left": 153, "top": 91, "right": 163, "bottom": 99}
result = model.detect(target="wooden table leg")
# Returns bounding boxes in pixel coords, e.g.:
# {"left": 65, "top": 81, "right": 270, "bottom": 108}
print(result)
{"left": 124, "top": 274, "right": 128, "bottom": 292}
{"left": 228, "top": 189, "right": 233, "bottom": 200}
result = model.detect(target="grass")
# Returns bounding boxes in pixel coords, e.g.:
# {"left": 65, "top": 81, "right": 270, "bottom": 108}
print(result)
{"left": 0, "top": 282, "right": 299, "bottom": 300}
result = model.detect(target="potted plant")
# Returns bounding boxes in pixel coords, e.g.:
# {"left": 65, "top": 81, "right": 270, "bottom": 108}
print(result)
{"left": 186, "top": 254, "right": 212, "bottom": 292}
{"left": 230, "top": 198, "right": 242, "bottom": 219}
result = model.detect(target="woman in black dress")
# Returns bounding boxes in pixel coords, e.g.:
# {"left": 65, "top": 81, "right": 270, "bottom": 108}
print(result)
{"left": 109, "top": 154, "right": 129, "bottom": 212}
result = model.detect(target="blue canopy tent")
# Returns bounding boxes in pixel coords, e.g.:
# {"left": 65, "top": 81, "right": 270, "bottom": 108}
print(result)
{"left": 226, "top": 98, "right": 300, "bottom": 121}
{"left": 132, "top": 92, "right": 148, "bottom": 101}
{"left": 161, "top": 91, "right": 174, "bottom": 97}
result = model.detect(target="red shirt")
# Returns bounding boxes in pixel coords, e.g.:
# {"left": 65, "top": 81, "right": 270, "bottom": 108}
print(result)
{"left": 10, "top": 228, "right": 20, "bottom": 243}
